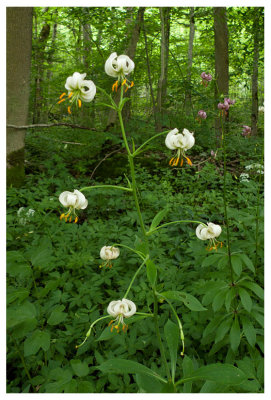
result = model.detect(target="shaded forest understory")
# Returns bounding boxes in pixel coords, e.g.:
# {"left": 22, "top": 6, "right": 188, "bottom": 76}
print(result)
{"left": 6, "top": 7, "right": 264, "bottom": 394}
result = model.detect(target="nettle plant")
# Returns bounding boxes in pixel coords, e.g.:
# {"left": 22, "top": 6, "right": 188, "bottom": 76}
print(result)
{"left": 57, "top": 54, "right": 246, "bottom": 391}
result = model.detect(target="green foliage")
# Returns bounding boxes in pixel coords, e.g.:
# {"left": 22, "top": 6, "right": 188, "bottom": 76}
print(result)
{"left": 7, "top": 5, "right": 264, "bottom": 394}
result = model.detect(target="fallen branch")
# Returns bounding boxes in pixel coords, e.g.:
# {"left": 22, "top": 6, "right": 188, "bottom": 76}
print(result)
{"left": 7, "top": 123, "right": 98, "bottom": 131}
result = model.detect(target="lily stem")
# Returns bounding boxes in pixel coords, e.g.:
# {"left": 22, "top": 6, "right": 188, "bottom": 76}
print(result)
{"left": 153, "top": 289, "right": 172, "bottom": 382}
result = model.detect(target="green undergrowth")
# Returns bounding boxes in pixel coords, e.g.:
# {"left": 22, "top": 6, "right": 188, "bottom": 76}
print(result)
{"left": 7, "top": 124, "right": 264, "bottom": 393}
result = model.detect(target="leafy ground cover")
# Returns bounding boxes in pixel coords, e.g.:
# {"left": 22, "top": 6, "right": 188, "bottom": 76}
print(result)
{"left": 6, "top": 116, "right": 264, "bottom": 393}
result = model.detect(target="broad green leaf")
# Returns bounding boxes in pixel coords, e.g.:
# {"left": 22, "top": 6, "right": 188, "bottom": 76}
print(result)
{"left": 239, "top": 281, "right": 264, "bottom": 300}
{"left": 239, "top": 253, "right": 255, "bottom": 273}
{"left": 70, "top": 359, "right": 89, "bottom": 377}
{"left": 47, "top": 305, "right": 67, "bottom": 325}
{"left": 215, "top": 317, "right": 232, "bottom": 343}
{"left": 7, "top": 288, "right": 29, "bottom": 304}
{"left": 24, "top": 330, "right": 50, "bottom": 356}
{"left": 182, "top": 356, "right": 194, "bottom": 393}
{"left": 239, "top": 287, "right": 252, "bottom": 312}
{"left": 161, "top": 381, "right": 176, "bottom": 392}
{"left": 212, "top": 290, "right": 227, "bottom": 312}
{"left": 7, "top": 251, "right": 31, "bottom": 278}
{"left": 77, "top": 381, "right": 95, "bottom": 393}
{"left": 230, "top": 316, "right": 240, "bottom": 352}
{"left": 251, "top": 310, "right": 264, "bottom": 328}
{"left": 164, "top": 319, "right": 179, "bottom": 380}
{"left": 201, "top": 254, "right": 223, "bottom": 268}
{"left": 160, "top": 291, "right": 207, "bottom": 312}
{"left": 146, "top": 259, "right": 157, "bottom": 287}
{"left": 231, "top": 255, "right": 242, "bottom": 276}
{"left": 97, "top": 358, "right": 167, "bottom": 383}
{"left": 135, "top": 373, "right": 162, "bottom": 393}
{"left": 7, "top": 301, "right": 36, "bottom": 329}
{"left": 149, "top": 207, "right": 169, "bottom": 231}
{"left": 241, "top": 315, "right": 256, "bottom": 347}
{"left": 177, "top": 363, "right": 245, "bottom": 386}
{"left": 224, "top": 288, "right": 235, "bottom": 313}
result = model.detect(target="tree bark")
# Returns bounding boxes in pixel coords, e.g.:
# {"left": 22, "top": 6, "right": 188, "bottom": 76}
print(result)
{"left": 142, "top": 16, "right": 157, "bottom": 127}
{"left": 7, "top": 7, "right": 33, "bottom": 187}
{"left": 106, "top": 7, "right": 145, "bottom": 129}
{"left": 251, "top": 8, "right": 260, "bottom": 136}
{"left": 33, "top": 16, "right": 50, "bottom": 123}
{"left": 156, "top": 7, "right": 171, "bottom": 131}
{"left": 185, "top": 7, "right": 195, "bottom": 115}
{"left": 214, "top": 7, "right": 229, "bottom": 139}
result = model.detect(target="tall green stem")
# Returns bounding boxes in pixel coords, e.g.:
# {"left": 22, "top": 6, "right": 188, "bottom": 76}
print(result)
{"left": 153, "top": 289, "right": 171, "bottom": 381}
{"left": 124, "top": 257, "right": 149, "bottom": 298}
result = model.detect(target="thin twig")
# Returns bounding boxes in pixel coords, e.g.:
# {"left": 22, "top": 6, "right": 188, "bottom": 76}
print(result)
{"left": 90, "top": 148, "right": 124, "bottom": 180}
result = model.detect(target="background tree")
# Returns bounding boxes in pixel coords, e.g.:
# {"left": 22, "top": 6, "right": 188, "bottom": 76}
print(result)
{"left": 6, "top": 7, "right": 33, "bottom": 187}
{"left": 184, "top": 7, "right": 195, "bottom": 115}
{"left": 214, "top": 7, "right": 229, "bottom": 138}
{"left": 156, "top": 7, "right": 171, "bottom": 131}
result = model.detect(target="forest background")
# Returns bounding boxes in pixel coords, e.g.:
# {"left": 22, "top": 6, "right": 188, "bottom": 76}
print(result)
{"left": 4, "top": 3, "right": 269, "bottom": 396}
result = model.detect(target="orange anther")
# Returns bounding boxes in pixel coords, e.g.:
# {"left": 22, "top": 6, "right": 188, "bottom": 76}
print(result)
{"left": 57, "top": 98, "right": 66, "bottom": 104}
{"left": 78, "top": 99, "right": 82, "bottom": 108}
{"left": 74, "top": 216, "right": 78, "bottom": 224}
{"left": 60, "top": 213, "right": 65, "bottom": 220}
{"left": 68, "top": 92, "right": 73, "bottom": 99}
{"left": 130, "top": 81, "right": 134, "bottom": 88}
{"left": 68, "top": 106, "right": 72, "bottom": 114}
{"left": 180, "top": 158, "right": 184, "bottom": 167}
{"left": 69, "top": 216, "right": 72, "bottom": 223}
{"left": 59, "top": 92, "right": 66, "bottom": 99}
{"left": 186, "top": 157, "right": 192, "bottom": 166}
{"left": 122, "top": 79, "right": 127, "bottom": 86}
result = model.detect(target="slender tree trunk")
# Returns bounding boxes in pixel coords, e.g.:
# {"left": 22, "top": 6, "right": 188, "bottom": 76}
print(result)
{"left": 156, "top": 7, "right": 171, "bottom": 132}
{"left": 214, "top": 7, "right": 229, "bottom": 139}
{"left": 251, "top": 8, "right": 260, "bottom": 136}
{"left": 106, "top": 7, "right": 145, "bottom": 129}
{"left": 46, "top": 20, "right": 58, "bottom": 121}
{"left": 7, "top": 7, "right": 33, "bottom": 187}
{"left": 185, "top": 7, "right": 195, "bottom": 115}
{"left": 33, "top": 20, "right": 50, "bottom": 123}
{"left": 142, "top": 16, "right": 157, "bottom": 127}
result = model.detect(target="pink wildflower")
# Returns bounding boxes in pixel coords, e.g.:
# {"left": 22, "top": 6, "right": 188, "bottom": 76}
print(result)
{"left": 241, "top": 125, "right": 251, "bottom": 137}
{"left": 197, "top": 110, "right": 207, "bottom": 119}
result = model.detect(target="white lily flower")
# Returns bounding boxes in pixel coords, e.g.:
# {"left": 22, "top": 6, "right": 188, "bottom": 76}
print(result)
{"left": 196, "top": 222, "right": 222, "bottom": 251}
{"left": 99, "top": 246, "right": 120, "bottom": 269}
{"left": 59, "top": 189, "right": 88, "bottom": 223}
{"left": 58, "top": 72, "right": 96, "bottom": 114}
{"left": 105, "top": 52, "right": 135, "bottom": 92}
{"left": 107, "top": 298, "right": 136, "bottom": 333}
{"left": 165, "top": 128, "right": 195, "bottom": 167}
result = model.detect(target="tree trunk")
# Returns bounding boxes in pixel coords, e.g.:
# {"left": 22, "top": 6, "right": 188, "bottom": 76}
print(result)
{"left": 142, "top": 15, "right": 157, "bottom": 127}
{"left": 106, "top": 7, "right": 145, "bottom": 129}
{"left": 214, "top": 7, "right": 229, "bottom": 139}
{"left": 7, "top": 7, "right": 33, "bottom": 187}
{"left": 33, "top": 18, "right": 50, "bottom": 123}
{"left": 251, "top": 8, "right": 260, "bottom": 136}
{"left": 185, "top": 7, "right": 195, "bottom": 115}
{"left": 46, "top": 19, "right": 58, "bottom": 121}
{"left": 156, "top": 7, "right": 171, "bottom": 131}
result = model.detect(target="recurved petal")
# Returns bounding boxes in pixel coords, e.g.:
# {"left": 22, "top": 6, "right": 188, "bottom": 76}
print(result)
{"left": 117, "top": 55, "right": 135, "bottom": 75}
{"left": 79, "top": 80, "right": 96, "bottom": 102}
{"left": 105, "top": 52, "right": 119, "bottom": 77}
{"left": 196, "top": 224, "right": 210, "bottom": 240}
{"left": 208, "top": 223, "right": 222, "bottom": 238}
{"left": 59, "top": 191, "right": 73, "bottom": 207}
{"left": 65, "top": 72, "right": 85, "bottom": 91}
{"left": 107, "top": 300, "right": 121, "bottom": 317}
{"left": 122, "top": 299, "right": 136, "bottom": 317}
{"left": 165, "top": 128, "right": 179, "bottom": 150}
{"left": 72, "top": 189, "right": 87, "bottom": 210}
